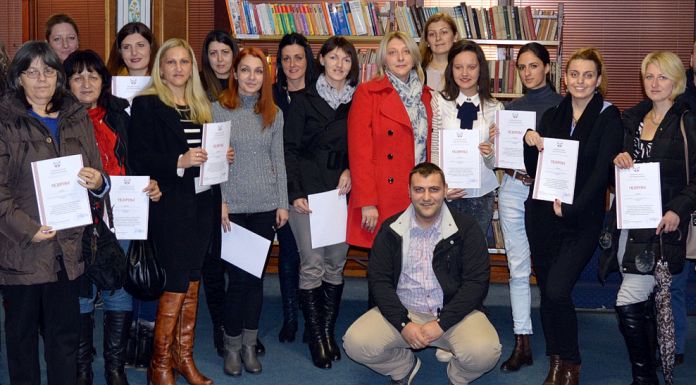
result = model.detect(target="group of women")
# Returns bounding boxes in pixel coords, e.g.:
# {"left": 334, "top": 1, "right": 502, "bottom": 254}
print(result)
{"left": 0, "top": 10, "right": 693, "bottom": 385}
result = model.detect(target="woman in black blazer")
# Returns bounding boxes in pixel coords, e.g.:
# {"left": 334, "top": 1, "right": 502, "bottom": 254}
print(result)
{"left": 128, "top": 38, "right": 230, "bottom": 385}
{"left": 284, "top": 36, "right": 357, "bottom": 369}
{"left": 522, "top": 48, "right": 623, "bottom": 385}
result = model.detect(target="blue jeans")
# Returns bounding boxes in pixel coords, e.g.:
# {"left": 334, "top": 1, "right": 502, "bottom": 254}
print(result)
{"left": 80, "top": 285, "right": 132, "bottom": 313}
{"left": 671, "top": 260, "right": 692, "bottom": 354}
{"left": 497, "top": 174, "right": 533, "bottom": 335}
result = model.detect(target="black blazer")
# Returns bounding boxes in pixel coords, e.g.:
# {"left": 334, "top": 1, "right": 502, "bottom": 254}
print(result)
{"left": 128, "top": 95, "right": 220, "bottom": 270}
{"left": 284, "top": 83, "right": 351, "bottom": 204}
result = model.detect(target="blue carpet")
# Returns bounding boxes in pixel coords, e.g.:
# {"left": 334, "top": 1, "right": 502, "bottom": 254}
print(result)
{"left": 1, "top": 277, "right": 695, "bottom": 385}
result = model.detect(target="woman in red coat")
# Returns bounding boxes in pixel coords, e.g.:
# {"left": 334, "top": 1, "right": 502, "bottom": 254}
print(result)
{"left": 347, "top": 31, "right": 433, "bottom": 248}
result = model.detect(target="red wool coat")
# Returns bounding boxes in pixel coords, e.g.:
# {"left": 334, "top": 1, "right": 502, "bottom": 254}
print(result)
{"left": 347, "top": 76, "right": 433, "bottom": 248}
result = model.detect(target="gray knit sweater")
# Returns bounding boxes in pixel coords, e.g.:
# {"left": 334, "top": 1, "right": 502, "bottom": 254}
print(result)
{"left": 213, "top": 95, "right": 288, "bottom": 213}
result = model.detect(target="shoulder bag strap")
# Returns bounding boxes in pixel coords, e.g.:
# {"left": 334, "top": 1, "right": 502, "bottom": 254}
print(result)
{"left": 679, "top": 111, "right": 689, "bottom": 184}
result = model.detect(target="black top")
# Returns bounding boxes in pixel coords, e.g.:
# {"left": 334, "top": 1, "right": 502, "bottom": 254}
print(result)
{"left": 272, "top": 84, "right": 306, "bottom": 116}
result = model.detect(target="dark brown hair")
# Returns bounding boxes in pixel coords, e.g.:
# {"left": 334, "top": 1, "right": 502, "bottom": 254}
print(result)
{"left": 442, "top": 40, "right": 492, "bottom": 103}
{"left": 106, "top": 22, "right": 157, "bottom": 75}
{"left": 45, "top": 14, "right": 79, "bottom": 40}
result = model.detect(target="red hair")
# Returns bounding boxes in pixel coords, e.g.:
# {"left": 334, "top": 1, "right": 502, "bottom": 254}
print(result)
{"left": 219, "top": 47, "right": 277, "bottom": 128}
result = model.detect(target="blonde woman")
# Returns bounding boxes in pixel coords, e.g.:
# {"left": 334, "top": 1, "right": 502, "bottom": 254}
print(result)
{"left": 128, "top": 38, "right": 230, "bottom": 385}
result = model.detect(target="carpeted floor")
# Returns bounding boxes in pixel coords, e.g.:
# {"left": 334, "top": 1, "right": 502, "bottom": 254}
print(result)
{"left": 1, "top": 276, "right": 695, "bottom": 385}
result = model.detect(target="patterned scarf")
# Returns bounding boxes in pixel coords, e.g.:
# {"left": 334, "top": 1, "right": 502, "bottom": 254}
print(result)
{"left": 315, "top": 74, "right": 356, "bottom": 110}
{"left": 386, "top": 70, "right": 428, "bottom": 164}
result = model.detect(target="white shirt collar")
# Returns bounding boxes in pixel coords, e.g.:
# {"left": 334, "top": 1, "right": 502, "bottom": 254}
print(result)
{"left": 456, "top": 92, "right": 480, "bottom": 107}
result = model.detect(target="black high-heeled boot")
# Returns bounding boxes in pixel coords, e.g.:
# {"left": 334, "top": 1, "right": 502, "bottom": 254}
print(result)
{"left": 300, "top": 288, "right": 331, "bottom": 369}
{"left": 322, "top": 282, "right": 344, "bottom": 361}
{"left": 77, "top": 313, "right": 95, "bottom": 385}
{"left": 104, "top": 311, "right": 133, "bottom": 385}
{"left": 278, "top": 227, "right": 300, "bottom": 343}
{"left": 616, "top": 300, "right": 659, "bottom": 385}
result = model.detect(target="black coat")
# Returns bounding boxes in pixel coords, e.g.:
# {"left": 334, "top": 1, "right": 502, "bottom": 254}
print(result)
{"left": 283, "top": 83, "right": 350, "bottom": 203}
{"left": 523, "top": 93, "right": 623, "bottom": 257}
{"left": 599, "top": 100, "right": 696, "bottom": 279}
{"left": 127, "top": 95, "right": 221, "bottom": 271}
{"left": 368, "top": 204, "right": 490, "bottom": 332}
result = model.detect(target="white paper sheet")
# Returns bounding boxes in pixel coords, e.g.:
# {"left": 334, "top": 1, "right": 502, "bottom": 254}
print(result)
{"left": 308, "top": 189, "right": 348, "bottom": 248}
{"left": 111, "top": 76, "right": 151, "bottom": 114}
{"left": 440, "top": 128, "right": 481, "bottom": 189}
{"left": 615, "top": 163, "right": 663, "bottom": 229}
{"left": 495, "top": 110, "right": 536, "bottom": 171}
{"left": 220, "top": 226, "right": 272, "bottom": 278}
{"left": 199, "top": 121, "right": 231, "bottom": 186}
{"left": 31, "top": 154, "right": 92, "bottom": 231}
{"left": 110, "top": 176, "right": 150, "bottom": 240}
{"left": 532, "top": 138, "right": 579, "bottom": 204}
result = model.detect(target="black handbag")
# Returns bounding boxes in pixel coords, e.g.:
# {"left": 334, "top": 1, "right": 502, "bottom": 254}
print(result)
{"left": 82, "top": 197, "right": 127, "bottom": 290}
{"left": 124, "top": 239, "right": 166, "bottom": 300}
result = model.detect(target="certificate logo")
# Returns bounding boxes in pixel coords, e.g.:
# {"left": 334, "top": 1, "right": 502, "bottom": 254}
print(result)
{"left": 123, "top": 178, "right": 131, "bottom": 185}
{"left": 556, "top": 141, "right": 563, "bottom": 148}
{"left": 53, "top": 160, "right": 61, "bottom": 168}
{"left": 512, "top": 112, "right": 519, "bottom": 119}
{"left": 129, "top": 78, "right": 138, "bottom": 85}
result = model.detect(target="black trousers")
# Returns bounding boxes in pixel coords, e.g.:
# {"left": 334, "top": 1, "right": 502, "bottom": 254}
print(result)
{"left": 202, "top": 247, "right": 227, "bottom": 330}
{"left": 3, "top": 263, "right": 80, "bottom": 385}
{"left": 530, "top": 229, "right": 599, "bottom": 364}
{"left": 223, "top": 210, "right": 276, "bottom": 336}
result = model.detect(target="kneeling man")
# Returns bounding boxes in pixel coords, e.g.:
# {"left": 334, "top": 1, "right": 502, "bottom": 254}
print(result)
{"left": 343, "top": 162, "right": 501, "bottom": 385}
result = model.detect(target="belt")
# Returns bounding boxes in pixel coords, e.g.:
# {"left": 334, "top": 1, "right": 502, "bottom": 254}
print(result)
{"left": 502, "top": 169, "right": 534, "bottom": 186}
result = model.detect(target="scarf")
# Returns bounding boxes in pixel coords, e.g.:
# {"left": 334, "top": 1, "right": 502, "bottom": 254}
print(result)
{"left": 546, "top": 92, "right": 604, "bottom": 141}
{"left": 386, "top": 70, "right": 428, "bottom": 164}
{"left": 315, "top": 74, "right": 356, "bottom": 110}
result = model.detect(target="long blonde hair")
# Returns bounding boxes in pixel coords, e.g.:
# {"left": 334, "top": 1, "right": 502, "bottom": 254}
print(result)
{"left": 141, "top": 38, "right": 211, "bottom": 124}
{"left": 376, "top": 31, "right": 425, "bottom": 83}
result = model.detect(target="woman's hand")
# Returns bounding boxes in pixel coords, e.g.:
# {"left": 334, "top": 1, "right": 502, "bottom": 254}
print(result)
{"left": 143, "top": 180, "right": 162, "bottom": 202}
{"left": 293, "top": 198, "right": 312, "bottom": 214}
{"left": 78, "top": 167, "right": 104, "bottom": 191}
{"left": 361, "top": 205, "right": 379, "bottom": 233}
{"left": 276, "top": 208, "right": 289, "bottom": 229}
{"left": 553, "top": 199, "right": 563, "bottom": 217}
{"left": 227, "top": 147, "right": 235, "bottom": 164}
{"left": 178, "top": 147, "right": 208, "bottom": 169}
{"left": 478, "top": 141, "right": 493, "bottom": 157}
{"left": 656, "top": 210, "right": 680, "bottom": 235}
{"left": 488, "top": 123, "right": 498, "bottom": 144}
{"left": 613, "top": 152, "right": 634, "bottom": 169}
{"left": 221, "top": 203, "right": 231, "bottom": 233}
{"left": 337, "top": 169, "right": 351, "bottom": 195}
{"left": 32, "top": 226, "right": 56, "bottom": 243}
{"left": 446, "top": 188, "right": 467, "bottom": 200}
{"left": 524, "top": 131, "right": 544, "bottom": 152}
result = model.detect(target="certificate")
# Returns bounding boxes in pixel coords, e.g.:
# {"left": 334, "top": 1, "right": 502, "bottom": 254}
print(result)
{"left": 440, "top": 129, "right": 481, "bottom": 189}
{"left": 220, "top": 227, "right": 272, "bottom": 278}
{"left": 308, "top": 189, "right": 348, "bottom": 248}
{"left": 532, "top": 138, "right": 579, "bottom": 204}
{"left": 495, "top": 110, "right": 536, "bottom": 171}
{"left": 111, "top": 76, "right": 151, "bottom": 113}
{"left": 199, "top": 121, "right": 231, "bottom": 186}
{"left": 31, "top": 154, "right": 92, "bottom": 231}
{"left": 615, "top": 163, "right": 663, "bottom": 229}
{"left": 110, "top": 176, "right": 150, "bottom": 240}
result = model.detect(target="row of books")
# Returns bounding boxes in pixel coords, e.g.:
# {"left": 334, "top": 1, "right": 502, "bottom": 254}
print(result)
{"left": 399, "top": 4, "right": 559, "bottom": 42}
{"left": 488, "top": 60, "right": 559, "bottom": 95}
{"left": 227, "top": 1, "right": 559, "bottom": 42}
{"left": 227, "top": 1, "right": 395, "bottom": 37}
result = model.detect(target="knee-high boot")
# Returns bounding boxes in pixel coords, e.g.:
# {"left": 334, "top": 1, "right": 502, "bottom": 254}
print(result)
{"left": 104, "top": 311, "right": 133, "bottom": 385}
{"left": 77, "top": 313, "right": 95, "bottom": 385}
{"left": 171, "top": 281, "right": 213, "bottom": 385}
{"left": 616, "top": 300, "right": 659, "bottom": 385}
{"left": 278, "top": 247, "right": 299, "bottom": 343}
{"left": 300, "top": 288, "right": 331, "bottom": 369}
{"left": 148, "top": 291, "right": 186, "bottom": 385}
{"left": 322, "top": 282, "right": 344, "bottom": 361}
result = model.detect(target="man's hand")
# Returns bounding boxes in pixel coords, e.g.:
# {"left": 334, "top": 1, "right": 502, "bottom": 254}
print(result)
{"left": 421, "top": 320, "right": 444, "bottom": 343}
{"left": 401, "top": 322, "right": 429, "bottom": 350}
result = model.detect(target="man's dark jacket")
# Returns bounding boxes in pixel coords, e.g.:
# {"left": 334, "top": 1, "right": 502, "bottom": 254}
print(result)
{"left": 368, "top": 203, "right": 490, "bottom": 332}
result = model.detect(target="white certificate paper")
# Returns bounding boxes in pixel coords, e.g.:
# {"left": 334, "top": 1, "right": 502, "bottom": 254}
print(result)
{"left": 111, "top": 76, "right": 151, "bottom": 114}
{"left": 31, "top": 154, "right": 92, "bottom": 231}
{"left": 308, "top": 189, "right": 348, "bottom": 249}
{"left": 615, "top": 163, "right": 663, "bottom": 229}
{"left": 495, "top": 110, "right": 536, "bottom": 171}
{"left": 110, "top": 176, "right": 150, "bottom": 240}
{"left": 220, "top": 227, "right": 272, "bottom": 278}
{"left": 199, "top": 121, "right": 231, "bottom": 186}
{"left": 532, "top": 138, "right": 579, "bottom": 204}
{"left": 440, "top": 129, "right": 481, "bottom": 189}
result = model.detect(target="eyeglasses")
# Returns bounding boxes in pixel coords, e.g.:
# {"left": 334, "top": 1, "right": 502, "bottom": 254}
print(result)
{"left": 22, "top": 67, "right": 58, "bottom": 79}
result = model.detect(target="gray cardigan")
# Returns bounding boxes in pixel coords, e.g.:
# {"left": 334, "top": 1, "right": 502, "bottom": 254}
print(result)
{"left": 213, "top": 95, "right": 288, "bottom": 213}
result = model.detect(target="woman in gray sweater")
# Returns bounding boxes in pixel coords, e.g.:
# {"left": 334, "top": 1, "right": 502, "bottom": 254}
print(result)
{"left": 212, "top": 47, "right": 288, "bottom": 377}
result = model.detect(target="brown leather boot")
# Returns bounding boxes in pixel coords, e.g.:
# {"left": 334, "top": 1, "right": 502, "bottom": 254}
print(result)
{"left": 148, "top": 291, "right": 186, "bottom": 385}
{"left": 542, "top": 355, "right": 562, "bottom": 385}
{"left": 558, "top": 361, "right": 580, "bottom": 385}
{"left": 500, "top": 334, "right": 533, "bottom": 371}
{"left": 171, "top": 281, "right": 213, "bottom": 385}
